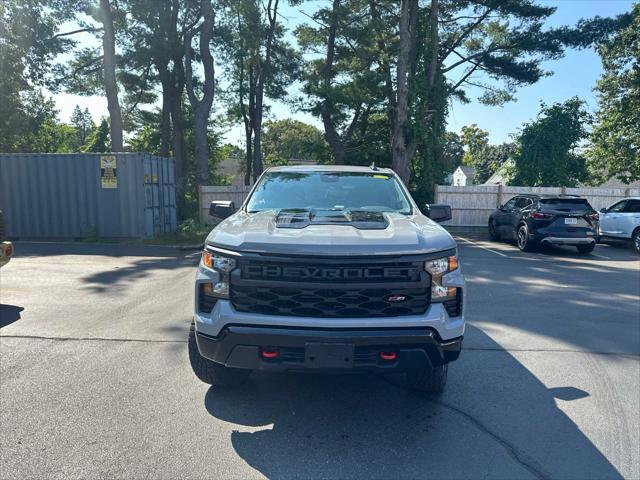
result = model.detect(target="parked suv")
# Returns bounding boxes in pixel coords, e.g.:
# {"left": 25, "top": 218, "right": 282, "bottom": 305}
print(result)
{"left": 189, "top": 166, "right": 465, "bottom": 393}
{"left": 488, "top": 194, "right": 599, "bottom": 253}
{"left": 597, "top": 198, "right": 640, "bottom": 254}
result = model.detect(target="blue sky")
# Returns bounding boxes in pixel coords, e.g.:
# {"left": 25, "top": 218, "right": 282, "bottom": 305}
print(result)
{"left": 53, "top": 0, "right": 633, "bottom": 146}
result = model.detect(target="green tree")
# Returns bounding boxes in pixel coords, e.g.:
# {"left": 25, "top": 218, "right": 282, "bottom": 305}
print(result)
{"left": 219, "top": 0, "right": 301, "bottom": 183}
{"left": 589, "top": 4, "right": 640, "bottom": 184}
{"left": 83, "top": 118, "right": 111, "bottom": 152}
{"left": 511, "top": 98, "right": 591, "bottom": 187}
{"left": 70, "top": 105, "right": 96, "bottom": 149}
{"left": 261, "top": 119, "right": 332, "bottom": 166}
{"left": 442, "top": 132, "right": 464, "bottom": 171}
{"left": 0, "top": 0, "right": 74, "bottom": 151}
{"left": 0, "top": 91, "right": 76, "bottom": 153}
{"left": 458, "top": 125, "right": 517, "bottom": 184}
{"left": 184, "top": 0, "right": 216, "bottom": 188}
{"left": 296, "top": 0, "right": 386, "bottom": 166}
{"left": 460, "top": 125, "right": 489, "bottom": 166}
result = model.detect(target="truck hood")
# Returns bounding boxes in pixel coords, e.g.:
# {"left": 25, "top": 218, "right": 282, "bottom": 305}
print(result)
{"left": 205, "top": 211, "right": 456, "bottom": 256}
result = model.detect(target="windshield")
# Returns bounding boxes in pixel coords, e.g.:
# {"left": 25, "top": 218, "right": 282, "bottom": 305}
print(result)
{"left": 246, "top": 171, "right": 412, "bottom": 214}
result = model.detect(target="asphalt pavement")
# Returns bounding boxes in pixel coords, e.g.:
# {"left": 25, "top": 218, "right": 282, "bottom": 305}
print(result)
{"left": 1, "top": 238, "right": 638, "bottom": 479}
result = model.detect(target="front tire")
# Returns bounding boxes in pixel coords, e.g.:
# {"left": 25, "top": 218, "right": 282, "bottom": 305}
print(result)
{"left": 577, "top": 243, "right": 595, "bottom": 254}
{"left": 517, "top": 224, "right": 535, "bottom": 252}
{"left": 406, "top": 363, "right": 448, "bottom": 394}
{"left": 188, "top": 322, "right": 251, "bottom": 387}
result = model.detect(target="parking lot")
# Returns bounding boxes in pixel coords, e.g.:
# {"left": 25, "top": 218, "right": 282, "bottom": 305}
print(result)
{"left": 1, "top": 237, "right": 638, "bottom": 479}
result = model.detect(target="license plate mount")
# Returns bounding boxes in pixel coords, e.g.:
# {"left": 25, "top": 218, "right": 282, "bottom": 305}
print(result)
{"left": 564, "top": 217, "right": 578, "bottom": 225}
{"left": 305, "top": 343, "right": 355, "bottom": 369}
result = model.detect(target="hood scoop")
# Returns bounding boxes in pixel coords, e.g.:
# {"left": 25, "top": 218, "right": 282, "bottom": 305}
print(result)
{"left": 275, "top": 209, "right": 389, "bottom": 230}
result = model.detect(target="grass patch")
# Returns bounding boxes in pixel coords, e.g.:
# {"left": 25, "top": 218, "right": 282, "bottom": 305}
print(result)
{"left": 140, "top": 219, "right": 213, "bottom": 246}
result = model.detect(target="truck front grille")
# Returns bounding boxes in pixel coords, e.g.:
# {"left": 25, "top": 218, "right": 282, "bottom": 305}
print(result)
{"left": 230, "top": 259, "right": 431, "bottom": 318}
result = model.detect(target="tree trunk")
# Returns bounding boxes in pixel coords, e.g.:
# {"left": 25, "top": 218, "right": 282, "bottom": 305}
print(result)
{"left": 321, "top": 110, "right": 346, "bottom": 164}
{"left": 252, "top": 100, "right": 263, "bottom": 182}
{"left": 426, "top": 0, "right": 439, "bottom": 89}
{"left": 320, "top": 0, "right": 344, "bottom": 164}
{"left": 170, "top": 61, "right": 187, "bottom": 217}
{"left": 158, "top": 65, "right": 172, "bottom": 157}
{"left": 251, "top": 0, "right": 279, "bottom": 181}
{"left": 185, "top": 0, "right": 215, "bottom": 188}
{"left": 99, "top": 0, "right": 123, "bottom": 152}
{"left": 391, "top": 0, "right": 418, "bottom": 184}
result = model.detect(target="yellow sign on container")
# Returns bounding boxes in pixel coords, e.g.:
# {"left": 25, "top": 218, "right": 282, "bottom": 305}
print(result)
{"left": 100, "top": 155, "right": 118, "bottom": 189}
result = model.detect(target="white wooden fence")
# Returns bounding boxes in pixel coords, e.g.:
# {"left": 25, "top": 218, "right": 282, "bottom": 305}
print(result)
{"left": 198, "top": 183, "right": 640, "bottom": 227}
{"left": 435, "top": 185, "right": 640, "bottom": 227}
{"left": 199, "top": 185, "right": 252, "bottom": 223}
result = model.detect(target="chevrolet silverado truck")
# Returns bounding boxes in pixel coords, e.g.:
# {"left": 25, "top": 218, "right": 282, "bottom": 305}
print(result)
{"left": 0, "top": 210, "right": 13, "bottom": 269}
{"left": 189, "top": 166, "right": 464, "bottom": 393}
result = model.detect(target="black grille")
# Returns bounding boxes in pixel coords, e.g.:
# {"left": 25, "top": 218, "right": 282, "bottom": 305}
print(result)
{"left": 230, "top": 259, "right": 430, "bottom": 318}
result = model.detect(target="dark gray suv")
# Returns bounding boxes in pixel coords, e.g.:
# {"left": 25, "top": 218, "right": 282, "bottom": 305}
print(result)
{"left": 488, "top": 194, "right": 599, "bottom": 253}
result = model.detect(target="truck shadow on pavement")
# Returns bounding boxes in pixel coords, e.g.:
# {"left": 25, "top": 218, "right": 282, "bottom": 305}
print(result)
{"left": 202, "top": 326, "right": 623, "bottom": 480}
{"left": 0, "top": 304, "right": 24, "bottom": 329}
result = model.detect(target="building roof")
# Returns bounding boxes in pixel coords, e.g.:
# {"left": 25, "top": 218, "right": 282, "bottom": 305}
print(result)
{"left": 456, "top": 165, "right": 475, "bottom": 177}
{"left": 483, "top": 170, "right": 505, "bottom": 185}
{"left": 588, "top": 177, "right": 640, "bottom": 188}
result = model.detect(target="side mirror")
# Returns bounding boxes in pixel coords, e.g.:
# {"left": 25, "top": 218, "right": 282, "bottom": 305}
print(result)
{"left": 599, "top": 207, "right": 607, "bottom": 213}
{"left": 209, "top": 200, "right": 236, "bottom": 220}
{"left": 424, "top": 204, "right": 452, "bottom": 223}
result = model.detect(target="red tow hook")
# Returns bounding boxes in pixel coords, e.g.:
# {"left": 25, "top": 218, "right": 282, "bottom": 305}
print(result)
{"left": 261, "top": 347, "right": 280, "bottom": 360}
{"left": 379, "top": 351, "right": 397, "bottom": 361}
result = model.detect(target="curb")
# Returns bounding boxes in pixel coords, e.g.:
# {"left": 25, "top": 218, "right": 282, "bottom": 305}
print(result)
{"left": 13, "top": 240, "right": 205, "bottom": 251}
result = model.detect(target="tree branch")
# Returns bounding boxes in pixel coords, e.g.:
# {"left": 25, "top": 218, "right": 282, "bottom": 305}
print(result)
{"left": 440, "top": 7, "right": 495, "bottom": 62}
{"left": 71, "top": 56, "right": 104, "bottom": 77}
{"left": 125, "top": 61, "right": 153, "bottom": 116}
{"left": 441, "top": 45, "right": 496, "bottom": 73}
{"left": 447, "top": 61, "right": 482, "bottom": 94}
{"left": 53, "top": 27, "right": 104, "bottom": 38}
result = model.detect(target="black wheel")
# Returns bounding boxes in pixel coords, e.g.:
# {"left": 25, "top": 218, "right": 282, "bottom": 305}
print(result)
{"left": 188, "top": 322, "right": 251, "bottom": 387}
{"left": 488, "top": 220, "right": 500, "bottom": 241}
{"left": 406, "top": 363, "right": 448, "bottom": 394}
{"left": 576, "top": 243, "right": 595, "bottom": 254}
{"left": 632, "top": 229, "right": 640, "bottom": 254}
{"left": 516, "top": 224, "right": 535, "bottom": 252}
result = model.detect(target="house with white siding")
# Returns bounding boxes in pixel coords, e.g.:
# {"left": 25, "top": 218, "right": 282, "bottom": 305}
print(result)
{"left": 452, "top": 166, "right": 475, "bottom": 186}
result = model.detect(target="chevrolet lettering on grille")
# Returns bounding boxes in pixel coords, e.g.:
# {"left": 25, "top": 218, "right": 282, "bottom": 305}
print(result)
{"left": 243, "top": 264, "right": 420, "bottom": 281}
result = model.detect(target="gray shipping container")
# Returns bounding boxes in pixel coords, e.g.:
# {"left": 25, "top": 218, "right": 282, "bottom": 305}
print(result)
{"left": 0, "top": 153, "right": 177, "bottom": 239}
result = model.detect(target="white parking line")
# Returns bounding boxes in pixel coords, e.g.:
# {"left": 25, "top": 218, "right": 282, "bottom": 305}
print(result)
{"left": 591, "top": 253, "right": 611, "bottom": 260}
{"left": 455, "top": 237, "right": 510, "bottom": 258}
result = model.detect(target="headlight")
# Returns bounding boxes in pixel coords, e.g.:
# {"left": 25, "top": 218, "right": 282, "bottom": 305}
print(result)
{"left": 201, "top": 250, "right": 237, "bottom": 298}
{"left": 425, "top": 254, "right": 458, "bottom": 302}
{"left": 202, "top": 251, "right": 237, "bottom": 272}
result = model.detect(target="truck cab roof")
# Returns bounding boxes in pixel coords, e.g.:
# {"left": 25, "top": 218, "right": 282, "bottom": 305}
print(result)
{"left": 265, "top": 165, "right": 397, "bottom": 175}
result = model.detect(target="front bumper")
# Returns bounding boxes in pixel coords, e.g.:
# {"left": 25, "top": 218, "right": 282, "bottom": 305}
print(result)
{"left": 196, "top": 325, "right": 463, "bottom": 372}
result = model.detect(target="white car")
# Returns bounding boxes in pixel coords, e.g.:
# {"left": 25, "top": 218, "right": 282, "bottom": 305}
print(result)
{"left": 597, "top": 198, "right": 640, "bottom": 253}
